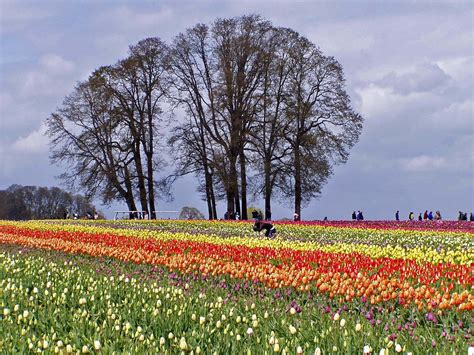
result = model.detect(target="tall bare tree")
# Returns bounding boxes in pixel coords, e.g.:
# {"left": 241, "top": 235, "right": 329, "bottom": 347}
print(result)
{"left": 248, "top": 27, "right": 299, "bottom": 220}
{"left": 167, "top": 24, "right": 221, "bottom": 219}
{"left": 128, "top": 38, "right": 169, "bottom": 218}
{"left": 211, "top": 15, "right": 271, "bottom": 219}
{"left": 282, "top": 36, "right": 364, "bottom": 218}
{"left": 169, "top": 16, "right": 271, "bottom": 219}
{"left": 47, "top": 69, "right": 139, "bottom": 211}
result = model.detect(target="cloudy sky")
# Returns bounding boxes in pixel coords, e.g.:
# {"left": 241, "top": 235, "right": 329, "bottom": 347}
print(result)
{"left": 1, "top": 0, "right": 473, "bottom": 220}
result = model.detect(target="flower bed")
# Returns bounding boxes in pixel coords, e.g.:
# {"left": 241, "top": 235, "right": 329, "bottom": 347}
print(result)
{"left": 0, "top": 220, "right": 473, "bottom": 353}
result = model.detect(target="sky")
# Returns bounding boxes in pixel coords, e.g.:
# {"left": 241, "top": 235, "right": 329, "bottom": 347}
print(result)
{"left": 0, "top": 0, "right": 473, "bottom": 220}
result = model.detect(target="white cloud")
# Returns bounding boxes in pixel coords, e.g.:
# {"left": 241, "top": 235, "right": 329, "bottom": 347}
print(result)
{"left": 93, "top": 5, "right": 175, "bottom": 40}
{"left": 40, "top": 54, "right": 74, "bottom": 75}
{"left": 309, "top": 24, "right": 376, "bottom": 55}
{"left": 12, "top": 124, "right": 48, "bottom": 154}
{"left": 399, "top": 155, "right": 448, "bottom": 172}
{"left": 428, "top": 100, "right": 474, "bottom": 131}
{"left": 0, "top": 0, "right": 51, "bottom": 35}
{"left": 437, "top": 56, "right": 474, "bottom": 82}
{"left": 18, "top": 54, "right": 75, "bottom": 97}
{"left": 356, "top": 83, "right": 438, "bottom": 121}
{"left": 378, "top": 63, "right": 451, "bottom": 94}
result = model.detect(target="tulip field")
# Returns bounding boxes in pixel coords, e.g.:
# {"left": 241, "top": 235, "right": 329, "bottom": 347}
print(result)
{"left": 0, "top": 219, "right": 473, "bottom": 354}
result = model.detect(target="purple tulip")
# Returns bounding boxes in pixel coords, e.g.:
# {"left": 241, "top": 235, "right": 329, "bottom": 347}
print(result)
{"left": 426, "top": 312, "right": 437, "bottom": 323}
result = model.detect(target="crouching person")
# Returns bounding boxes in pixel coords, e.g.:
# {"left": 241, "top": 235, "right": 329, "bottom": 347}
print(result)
{"left": 253, "top": 221, "right": 276, "bottom": 238}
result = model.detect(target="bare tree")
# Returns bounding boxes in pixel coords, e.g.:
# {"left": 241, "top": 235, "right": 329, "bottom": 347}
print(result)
{"left": 169, "top": 16, "right": 271, "bottom": 219}
{"left": 211, "top": 15, "right": 271, "bottom": 219}
{"left": 128, "top": 38, "right": 169, "bottom": 218}
{"left": 248, "top": 27, "right": 299, "bottom": 220}
{"left": 46, "top": 69, "right": 138, "bottom": 211}
{"left": 168, "top": 119, "right": 220, "bottom": 219}
{"left": 281, "top": 36, "right": 364, "bottom": 218}
{"left": 168, "top": 25, "right": 221, "bottom": 219}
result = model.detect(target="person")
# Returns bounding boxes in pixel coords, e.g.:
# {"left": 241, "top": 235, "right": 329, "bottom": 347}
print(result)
{"left": 253, "top": 220, "right": 276, "bottom": 238}
{"left": 293, "top": 213, "right": 300, "bottom": 222}
{"left": 357, "top": 211, "right": 364, "bottom": 221}
{"left": 251, "top": 210, "right": 260, "bottom": 220}
{"left": 235, "top": 212, "right": 240, "bottom": 220}
{"left": 423, "top": 210, "right": 428, "bottom": 220}
{"left": 428, "top": 211, "right": 433, "bottom": 220}
{"left": 323, "top": 216, "right": 328, "bottom": 221}
{"left": 463, "top": 212, "right": 468, "bottom": 221}
{"left": 470, "top": 213, "right": 474, "bottom": 221}
{"left": 434, "top": 211, "right": 441, "bottom": 220}
{"left": 418, "top": 213, "right": 422, "bottom": 221}
{"left": 408, "top": 212, "right": 414, "bottom": 220}
{"left": 94, "top": 212, "right": 99, "bottom": 220}
{"left": 395, "top": 210, "right": 399, "bottom": 221}
{"left": 224, "top": 211, "right": 229, "bottom": 220}
{"left": 352, "top": 211, "right": 356, "bottom": 221}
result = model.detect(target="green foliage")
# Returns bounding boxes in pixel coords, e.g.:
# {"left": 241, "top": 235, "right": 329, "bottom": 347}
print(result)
{"left": 179, "top": 207, "right": 205, "bottom": 220}
{"left": 0, "top": 185, "right": 98, "bottom": 220}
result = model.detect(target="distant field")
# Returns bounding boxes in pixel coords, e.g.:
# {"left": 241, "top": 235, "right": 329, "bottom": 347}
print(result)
{"left": 1, "top": 220, "right": 473, "bottom": 353}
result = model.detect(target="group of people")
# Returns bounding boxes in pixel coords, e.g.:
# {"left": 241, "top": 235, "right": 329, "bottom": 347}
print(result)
{"left": 402, "top": 210, "right": 442, "bottom": 221}
{"left": 224, "top": 211, "right": 240, "bottom": 220}
{"left": 248, "top": 207, "right": 474, "bottom": 238}
{"left": 399, "top": 210, "right": 474, "bottom": 221}
{"left": 63, "top": 211, "right": 98, "bottom": 220}
{"left": 458, "top": 211, "right": 474, "bottom": 221}
{"left": 351, "top": 211, "right": 364, "bottom": 221}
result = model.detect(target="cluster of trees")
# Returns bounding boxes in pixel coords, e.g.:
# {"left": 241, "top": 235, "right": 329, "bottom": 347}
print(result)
{"left": 47, "top": 15, "right": 363, "bottom": 220}
{"left": 0, "top": 185, "right": 98, "bottom": 220}
{"left": 179, "top": 206, "right": 205, "bottom": 220}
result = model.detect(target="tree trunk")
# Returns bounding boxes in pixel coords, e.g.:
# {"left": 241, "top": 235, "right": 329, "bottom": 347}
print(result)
{"left": 123, "top": 166, "right": 138, "bottom": 218}
{"left": 239, "top": 150, "right": 248, "bottom": 220}
{"left": 294, "top": 144, "right": 302, "bottom": 218}
{"left": 146, "top": 153, "right": 155, "bottom": 219}
{"left": 234, "top": 184, "right": 241, "bottom": 218}
{"left": 226, "top": 190, "right": 233, "bottom": 217}
{"left": 264, "top": 156, "right": 272, "bottom": 220}
{"left": 146, "top": 92, "right": 157, "bottom": 219}
{"left": 227, "top": 156, "right": 238, "bottom": 215}
{"left": 210, "top": 181, "right": 217, "bottom": 219}
{"left": 204, "top": 169, "right": 214, "bottom": 219}
{"left": 133, "top": 141, "right": 148, "bottom": 214}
